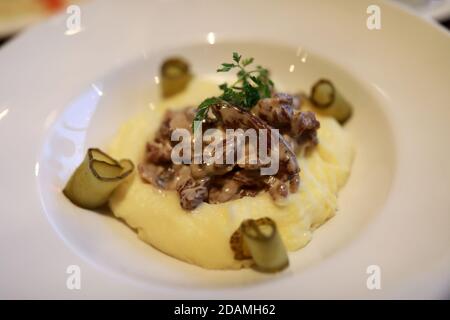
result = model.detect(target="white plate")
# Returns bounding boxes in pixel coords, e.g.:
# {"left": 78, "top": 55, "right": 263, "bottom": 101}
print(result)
{"left": 0, "top": 0, "right": 449, "bottom": 299}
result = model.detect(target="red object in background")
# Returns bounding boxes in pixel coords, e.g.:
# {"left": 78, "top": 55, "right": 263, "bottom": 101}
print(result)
{"left": 41, "top": 0, "right": 65, "bottom": 12}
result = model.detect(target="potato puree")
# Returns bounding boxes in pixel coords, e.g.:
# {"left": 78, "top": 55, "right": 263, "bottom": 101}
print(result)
{"left": 108, "top": 79, "right": 354, "bottom": 269}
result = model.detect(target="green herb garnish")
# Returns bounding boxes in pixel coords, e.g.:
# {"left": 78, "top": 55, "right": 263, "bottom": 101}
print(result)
{"left": 192, "top": 52, "right": 274, "bottom": 131}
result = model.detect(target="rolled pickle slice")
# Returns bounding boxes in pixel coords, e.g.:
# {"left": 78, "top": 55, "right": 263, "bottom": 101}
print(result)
{"left": 63, "top": 148, "right": 134, "bottom": 209}
{"left": 310, "top": 79, "right": 353, "bottom": 124}
{"left": 230, "top": 217, "right": 289, "bottom": 273}
{"left": 161, "top": 57, "right": 192, "bottom": 98}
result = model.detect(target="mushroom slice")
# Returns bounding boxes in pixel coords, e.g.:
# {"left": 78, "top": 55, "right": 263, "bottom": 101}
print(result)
{"left": 63, "top": 148, "right": 134, "bottom": 209}
{"left": 210, "top": 102, "right": 299, "bottom": 176}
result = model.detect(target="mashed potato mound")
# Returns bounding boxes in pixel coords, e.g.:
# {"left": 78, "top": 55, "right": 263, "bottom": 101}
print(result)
{"left": 108, "top": 80, "right": 354, "bottom": 269}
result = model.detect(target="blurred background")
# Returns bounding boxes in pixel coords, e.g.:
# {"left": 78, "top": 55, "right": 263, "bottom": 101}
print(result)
{"left": 0, "top": 0, "right": 449, "bottom": 47}
{"left": 0, "top": 0, "right": 84, "bottom": 45}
